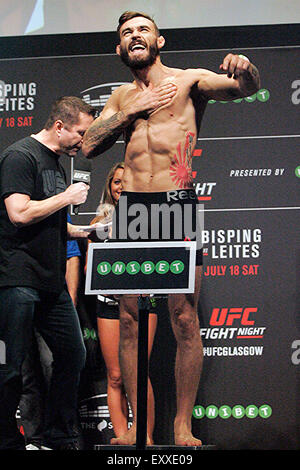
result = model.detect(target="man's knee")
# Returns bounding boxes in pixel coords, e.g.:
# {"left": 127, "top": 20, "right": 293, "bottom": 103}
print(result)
{"left": 170, "top": 299, "right": 199, "bottom": 341}
{"left": 119, "top": 297, "right": 138, "bottom": 340}
{"left": 53, "top": 340, "right": 86, "bottom": 373}
{"left": 107, "top": 369, "right": 123, "bottom": 389}
{"left": 174, "top": 311, "right": 198, "bottom": 337}
{"left": 119, "top": 311, "right": 137, "bottom": 341}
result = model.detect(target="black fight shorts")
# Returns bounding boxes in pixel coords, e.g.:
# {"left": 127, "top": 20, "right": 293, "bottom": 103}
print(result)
{"left": 96, "top": 296, "right": 119, "bottom": 319}
{"left": 96, "top": 295, "right": 158, "bottom": 319}
{"left": 111, "top": 189, "right": 203, "bottom": 266}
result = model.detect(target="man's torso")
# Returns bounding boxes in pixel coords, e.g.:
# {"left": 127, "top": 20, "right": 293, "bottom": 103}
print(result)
{"left": 0, "top": 136, "right": 68, "bottom": 292}
{"left": 119, "top": 68, "right": 207, "bottom": 192}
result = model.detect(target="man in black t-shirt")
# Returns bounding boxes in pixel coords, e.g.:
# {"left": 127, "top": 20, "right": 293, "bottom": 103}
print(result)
{"left": 0, "top": 96, "right": 96, "bottom": 450}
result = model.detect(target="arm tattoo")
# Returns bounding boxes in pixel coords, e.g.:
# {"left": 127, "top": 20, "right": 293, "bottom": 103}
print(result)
{"left": 84, "top": 111, "right": 128, "bottom": 156}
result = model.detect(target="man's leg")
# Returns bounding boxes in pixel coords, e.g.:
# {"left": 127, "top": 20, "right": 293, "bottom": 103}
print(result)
{"left": 168, "top": 266, "right": 203, "bottom": 446}
{"left": 35, "top": 288, "right": 86, "bottom": 449}
{"left": 0, "top": 287, "right": 38, "bottom": 450}
{"left": 111, "top": 295, "right": 139, "bottom": 445}
{"left": 19, "top": 329, "right": 53, "bottom": 449}
{"left": 110, "top": 295, "right": 155, "bottom": 446}
{"left": 19, "top": 330, "right": 47, "bottom": 449}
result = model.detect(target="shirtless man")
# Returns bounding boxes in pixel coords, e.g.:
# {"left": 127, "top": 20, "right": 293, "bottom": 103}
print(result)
{"left": 82, "top": 11, "right": 260, "bottom": 446}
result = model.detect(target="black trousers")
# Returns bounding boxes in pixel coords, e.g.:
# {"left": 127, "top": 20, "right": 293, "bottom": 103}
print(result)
{"left": 19, "top": 329, "right": 52, "bottom": 447}
{"left": 0, "top": 286, "right": 86, "bottom": 450}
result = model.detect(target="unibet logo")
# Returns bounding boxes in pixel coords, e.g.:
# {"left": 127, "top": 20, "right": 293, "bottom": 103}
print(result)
{"left": 208, "top": 88, "right": 270, "bottom": 104}
{"left": 193, "top": 404, "right": 272, "bottom": 419}
{"left": 97, "top": 260, "right": 185, "bottom": 276}
{"left": 295, "top": 166, "right": 300, "bottom": 178}
{"left": 83, "top": 328, "right": 97, "bottom": 341}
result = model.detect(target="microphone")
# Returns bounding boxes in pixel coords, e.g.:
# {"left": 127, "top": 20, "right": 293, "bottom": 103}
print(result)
{"left": 72, "top": 158, "right": 92, "bottom": 215}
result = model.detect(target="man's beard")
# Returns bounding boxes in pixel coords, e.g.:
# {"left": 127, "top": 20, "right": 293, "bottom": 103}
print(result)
{"left": 119, "top": 42, "right": 159, "bottom": 70}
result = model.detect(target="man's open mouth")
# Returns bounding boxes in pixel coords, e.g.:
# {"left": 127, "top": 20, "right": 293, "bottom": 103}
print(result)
{"left": 130, "top": 42, "right": 146, "bottom": 52}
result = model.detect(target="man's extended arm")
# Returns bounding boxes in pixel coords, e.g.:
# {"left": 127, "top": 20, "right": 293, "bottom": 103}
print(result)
{"left": 199, "top": 53, "right": 260, "bottom": 101}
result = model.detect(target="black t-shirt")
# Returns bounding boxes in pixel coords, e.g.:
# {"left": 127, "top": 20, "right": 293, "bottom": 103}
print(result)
{"left": 0, "top": 136, "right": 68, "bottom": 293}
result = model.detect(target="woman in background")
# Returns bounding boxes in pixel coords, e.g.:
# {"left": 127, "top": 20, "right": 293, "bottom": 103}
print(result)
{"left": 86, "top": 162, "right": 157, "bottom": 443}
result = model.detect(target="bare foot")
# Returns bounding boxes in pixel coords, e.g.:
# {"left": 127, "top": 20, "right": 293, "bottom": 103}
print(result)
{"left": 110, "top": 425, "right": 136, "bottom": 445}
{"left": 110, "top": 425, "right": 153, "bottom": 446}
{"left": 174, "top": 424, "right": 202, "bottom": 446}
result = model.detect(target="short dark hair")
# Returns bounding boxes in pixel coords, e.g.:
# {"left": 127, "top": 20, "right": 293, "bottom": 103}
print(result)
{"left": 117, "top": 11, "right": 160, "bottom": 38}
{"left": 44, "top": 96, "right": 96, "bottom": 129}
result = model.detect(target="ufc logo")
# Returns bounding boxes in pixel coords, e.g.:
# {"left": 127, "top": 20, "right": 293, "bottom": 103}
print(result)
{"left": 73, "top": 172, "right": 90, "bottom": 182}
{"left": 210, "top": 307, "right": 257, "bottom": 326}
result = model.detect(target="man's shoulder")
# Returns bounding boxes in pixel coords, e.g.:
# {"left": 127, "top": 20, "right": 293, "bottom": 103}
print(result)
{"left": 161, "top": 67, "right": 208, "bottom": 87}
{"left": 1, "top": 136, "right": 30, "bottom": 161}
{"left": 2, "top": 136, "right": 38, "bottom": 156}
{"left": 107, "top": 82, "right": 134, "bottom": 106}
{"left": 180, "top": 67, "right": 211, "bottom": 79}
{"left": 175, "top": 67, "right": 217, "bottom": 93}
{"left": 0, "top": 136, "right": 41, "bottom": 170}
{"left": 114, "top": 82, "right": 134, "bottom": 94}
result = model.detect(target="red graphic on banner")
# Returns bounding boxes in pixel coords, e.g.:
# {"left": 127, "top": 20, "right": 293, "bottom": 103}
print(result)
{"left": 203, "top": 264, "right": 260, "bottom": 277}
{"left": 0, "top": 116, "right": 34, "bottom": 128}
{"left": 193, "top": 159, "right": 216, "bottom": 202}
{"left": 208, "top": 307, "right": 264, "bottom": 338}
{"left": 210, "top": 307, "right": 256, "bottom": 326}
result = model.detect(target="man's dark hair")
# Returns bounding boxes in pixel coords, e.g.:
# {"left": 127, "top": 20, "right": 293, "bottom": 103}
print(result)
{"left": 117, "top": 11, "right": 160, "bottom": 38}
{"left": 44, "top": 96, "right": 96, "bottom": 129}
